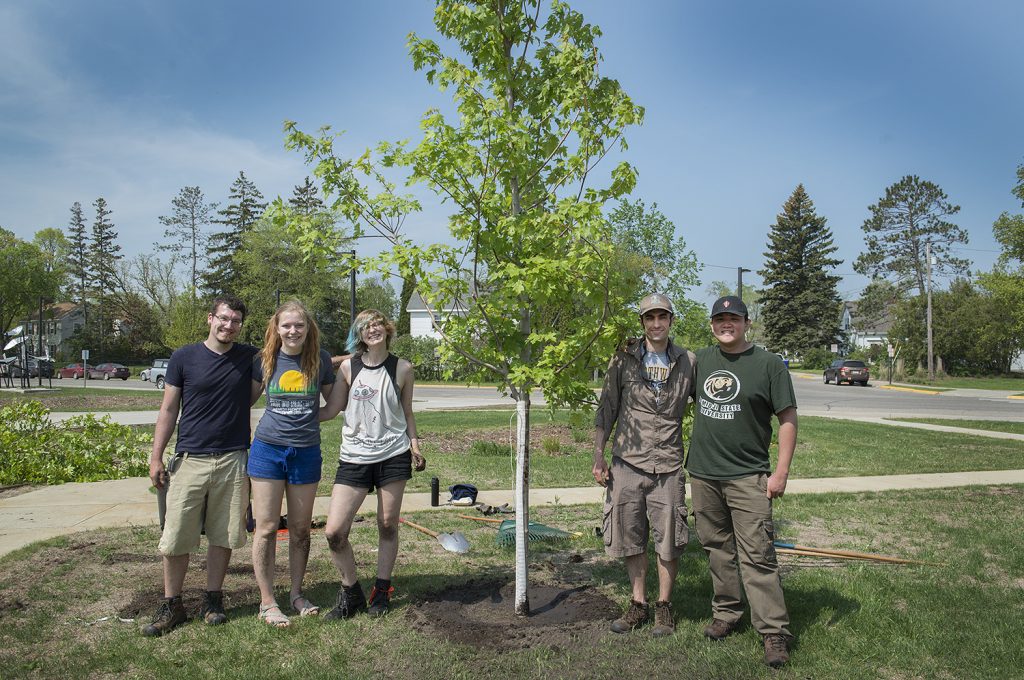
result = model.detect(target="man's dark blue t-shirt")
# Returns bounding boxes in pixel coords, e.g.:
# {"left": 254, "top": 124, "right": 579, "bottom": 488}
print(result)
{"left": 166, "top": 342, "right": 259, "bottom": 454}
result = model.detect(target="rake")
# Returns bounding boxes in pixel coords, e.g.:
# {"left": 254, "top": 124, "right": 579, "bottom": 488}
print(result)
{"left": 457, "top": 514, "right": 577, "bottom": 546}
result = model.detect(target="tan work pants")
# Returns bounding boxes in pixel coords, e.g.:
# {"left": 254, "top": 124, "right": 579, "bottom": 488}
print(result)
{"left": 690, "top": 473, "right": 791, "bottom": 637}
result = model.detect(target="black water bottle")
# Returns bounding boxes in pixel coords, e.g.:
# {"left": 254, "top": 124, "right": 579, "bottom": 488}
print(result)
{"left": 430, "top": 476, "right": 440, "bottom": 507}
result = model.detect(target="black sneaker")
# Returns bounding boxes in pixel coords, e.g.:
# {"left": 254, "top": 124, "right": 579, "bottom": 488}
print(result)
{"left": 367, "top": 585, "right": 394, "bottom": 617}
{"left": 200, "top": 590, "right": 227, "bottom": 625}
{"left": 142, "top": 596, "right": 187, "bottom": 637}
{"left": 324, "top": 583, "right": 367, "bottom": 620}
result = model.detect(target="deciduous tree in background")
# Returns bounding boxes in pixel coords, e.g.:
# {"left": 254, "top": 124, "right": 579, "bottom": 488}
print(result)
{"left": 608, "top": 199, "right": 703, "bottom": 347}
{"left": 0, "top": 229, "right": 61, "bottom": 347}
{"left": 288, "top": 0, "right": 643, "bottom": 614}
{"left": 159, "top": 186, "right": 217, "bottom": 299}
{"left": 759, "top": 184, "right": 843, "bottom": 354}
{"left": 854, "top": 175, "right": 968, "bottom": 297}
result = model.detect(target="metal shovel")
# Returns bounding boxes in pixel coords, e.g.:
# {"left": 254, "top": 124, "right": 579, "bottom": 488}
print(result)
{"left": 399, "top": 517, "right": 471, "bottom": 554}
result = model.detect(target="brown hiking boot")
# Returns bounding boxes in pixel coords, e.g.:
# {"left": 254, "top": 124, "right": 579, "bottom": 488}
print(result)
{"left": 610, "top": 599, "right": 648, "bottom": 634}
{"left": 142, "top": 595, "right": 187, "bottom": 637}
{"left": 200, "top": 590, "right": 227, "bottom": 625}
{"left": 650, "top": 600, "right": 675, "bottom": 637}
{"left": 763, "top": 634, "right": 791, "bottom": 668}
{"left": 703, "top": 618, "right": 739, "bottom": 640}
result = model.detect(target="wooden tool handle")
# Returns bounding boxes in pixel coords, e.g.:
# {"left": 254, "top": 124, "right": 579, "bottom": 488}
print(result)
{"left": 457, "top": 514, "right": 503, "bottom": 524}
{"left": 399, "top": 517, "right": 438, "bottom": 538}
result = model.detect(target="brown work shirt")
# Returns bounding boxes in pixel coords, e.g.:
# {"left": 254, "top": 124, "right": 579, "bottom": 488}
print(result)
{"left": 595, "top": 338, "right": 697, "bottom": 474}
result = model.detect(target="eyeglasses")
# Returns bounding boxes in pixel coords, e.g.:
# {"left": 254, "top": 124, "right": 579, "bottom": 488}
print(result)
{"left": 213, "top": 314, "right": 243, "bottom": 327}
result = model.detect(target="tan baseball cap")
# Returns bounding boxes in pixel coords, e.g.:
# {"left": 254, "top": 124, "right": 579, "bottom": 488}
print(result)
{"left": 639, "top": 293, "right": 674, "bottom": 315}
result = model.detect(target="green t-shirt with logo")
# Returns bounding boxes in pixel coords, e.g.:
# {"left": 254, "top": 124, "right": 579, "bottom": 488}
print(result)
{"left": 685, "top": 345, "right": 796, "bottom": 480}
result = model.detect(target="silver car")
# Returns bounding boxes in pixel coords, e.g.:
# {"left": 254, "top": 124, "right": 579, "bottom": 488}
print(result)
{"left": 140, "top": 358, "right": 170, "bottom": 389}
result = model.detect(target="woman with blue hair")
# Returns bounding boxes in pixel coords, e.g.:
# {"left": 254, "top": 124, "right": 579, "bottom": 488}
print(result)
{"left": 319, "top": 308, "right": 425, "bottom": 620}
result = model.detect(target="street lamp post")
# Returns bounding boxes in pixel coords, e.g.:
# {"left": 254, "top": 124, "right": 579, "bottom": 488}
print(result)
{"left": 737, "top": 267, "right": 751, "bottom": 301}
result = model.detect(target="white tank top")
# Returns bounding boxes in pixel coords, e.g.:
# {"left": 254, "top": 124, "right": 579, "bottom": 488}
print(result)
{"left": 339, "top": 353, "right": 411, "bottom": 464}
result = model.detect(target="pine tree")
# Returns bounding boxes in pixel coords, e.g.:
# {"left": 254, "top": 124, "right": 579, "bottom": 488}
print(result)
{"left": 89, "top": 197, "right": 122, "bottom": 300}
{"left": 758, "top": 184, "right": 843, "bottom": 354}
{"left": 854, "top": 175, "right": 968, "bottom": 296}
{"left": 289, "top": 176, "right": 325, "bottom": 216}
{"left": 66, "top": 202, "right": 91, "bottom": 309}
{"left": 204, "top": 171, "right": 266, "bottom": 295}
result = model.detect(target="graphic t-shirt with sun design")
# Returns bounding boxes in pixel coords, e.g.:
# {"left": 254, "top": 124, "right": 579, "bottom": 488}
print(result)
{"left": 253, "top": 349, "right": 336, "bottom": 447}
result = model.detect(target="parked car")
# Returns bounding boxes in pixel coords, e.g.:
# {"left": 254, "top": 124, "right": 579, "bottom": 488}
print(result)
{"left": 58, "top": 362, "right": 94, "bottom": 379}
{"left": 140, "top": 358, "right": 170, "bottom": 389}
{"left": 823, "top": 359, "right": 870, "bottom": 386}
{"left": 91, "top": 362, "right": 130, "bottom": 380}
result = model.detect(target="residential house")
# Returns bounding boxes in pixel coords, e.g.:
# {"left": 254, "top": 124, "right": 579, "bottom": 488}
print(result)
{"left": 406, "top": 289, "right": 469, "bottom": 339}
{"left": 840, "top": 301, "right": 894, "bottom": 350}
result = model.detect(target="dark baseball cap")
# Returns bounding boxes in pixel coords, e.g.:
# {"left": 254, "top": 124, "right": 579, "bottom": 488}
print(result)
{"left": 710, "top": 295, "right": 748, "bottom": 318}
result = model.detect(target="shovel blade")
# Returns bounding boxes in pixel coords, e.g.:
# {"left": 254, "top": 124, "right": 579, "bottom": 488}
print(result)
{"left": 438, "top": 531, "right": 471, "bottom": 554}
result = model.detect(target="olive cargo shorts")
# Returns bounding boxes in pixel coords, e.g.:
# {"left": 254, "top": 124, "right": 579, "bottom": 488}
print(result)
{"left": 602, "top": 458, "right": 689, "bottom": 560}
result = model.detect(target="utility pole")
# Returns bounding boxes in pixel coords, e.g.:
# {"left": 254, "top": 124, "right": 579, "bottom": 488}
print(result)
{"left": 737, "top": 267, "right": 751, "bottom": 301}
{"left": 926, "top": 242, "right": 935, "bottom": 382}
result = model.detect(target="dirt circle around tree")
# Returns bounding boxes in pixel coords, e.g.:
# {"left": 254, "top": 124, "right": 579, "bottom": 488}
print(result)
{"left": 405, "top": 577, "right": 620, "bottom": 653}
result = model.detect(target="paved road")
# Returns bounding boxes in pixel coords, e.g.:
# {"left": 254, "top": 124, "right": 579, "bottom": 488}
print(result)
{"left": 790, "top": 373, "right": 1024, "bottom": 421}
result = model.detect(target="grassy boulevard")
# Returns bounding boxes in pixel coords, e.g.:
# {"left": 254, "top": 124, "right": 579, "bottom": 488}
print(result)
{"left": 1, "top": 400, "right": 1022, "bottom": 677}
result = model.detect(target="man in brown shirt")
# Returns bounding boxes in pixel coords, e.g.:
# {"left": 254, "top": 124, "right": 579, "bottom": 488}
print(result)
{"left": 593, "top": 293, "right": 697, "bottom": 636}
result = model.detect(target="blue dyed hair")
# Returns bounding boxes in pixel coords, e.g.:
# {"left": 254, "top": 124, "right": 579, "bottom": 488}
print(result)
{"left": 345, "top": 309, "right": 395, "bottom": 354}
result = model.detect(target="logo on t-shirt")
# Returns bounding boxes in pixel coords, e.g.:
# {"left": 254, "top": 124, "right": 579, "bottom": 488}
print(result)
{"left": 351, "top": 380, "right": 379, "bottom": 401}
{"left": 703, "top": 370, "right": 740, "bottom": 402}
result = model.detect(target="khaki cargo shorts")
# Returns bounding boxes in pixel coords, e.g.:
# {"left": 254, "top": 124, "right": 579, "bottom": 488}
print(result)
{"left": 602, "top": 458, "right": 689, "bottom": 560}
{"left": 158, "top": 450, "right": 249, "bottom": 556}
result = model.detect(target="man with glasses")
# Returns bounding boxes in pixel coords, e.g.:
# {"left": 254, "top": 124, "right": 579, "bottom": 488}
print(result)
{"left": 143, "top": 295, "right": 259, "bottom": 636}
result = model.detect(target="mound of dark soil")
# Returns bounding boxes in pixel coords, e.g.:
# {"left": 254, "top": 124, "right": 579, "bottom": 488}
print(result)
{"left": 406, "top": 578, "right": 619, "bottom": 653}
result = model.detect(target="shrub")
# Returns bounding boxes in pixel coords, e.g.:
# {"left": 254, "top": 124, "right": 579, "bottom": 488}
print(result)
{"left": 540, "top": 436, "right": 561, "bottom": 455}
{"left": 0, "top": 401, "right": 152, "bottom": 485}
{"left": 799, "top": 347, "right": 835, "bottom": 371}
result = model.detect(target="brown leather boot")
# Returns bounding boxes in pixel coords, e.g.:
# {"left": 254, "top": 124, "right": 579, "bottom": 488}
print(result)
{"left": 609, "top": 599, "right": 648, "bottom": 634}
{"left": 650, "top": 600, "right": 675, "bottom": 637}
{"left": 763, "top": 634, "right": 791, "bottom": 668}
{"left": 703, "top": 618, "right": 739, "bottom": 640}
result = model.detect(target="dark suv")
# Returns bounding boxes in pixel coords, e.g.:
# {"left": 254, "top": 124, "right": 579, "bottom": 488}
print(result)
{"left": 823, "top": 359, "right": 870, "bottom": 386}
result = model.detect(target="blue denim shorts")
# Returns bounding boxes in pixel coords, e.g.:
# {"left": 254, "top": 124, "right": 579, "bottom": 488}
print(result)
{"left": 247, "top": 438, "right": 323, "bottom": 485}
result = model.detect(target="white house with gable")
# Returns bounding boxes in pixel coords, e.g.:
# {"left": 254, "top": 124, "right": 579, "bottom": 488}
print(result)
{"left": 406, "top": 289, "right": 469, "bottom": 339}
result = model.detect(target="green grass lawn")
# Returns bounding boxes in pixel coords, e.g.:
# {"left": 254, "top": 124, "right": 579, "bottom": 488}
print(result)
{"left": 902, "top": 374, "right": 1024, "bottom": 390}
{"left": 314, "top": 412, "right": 1024, "bottom": 495}
{"left": 0, "top": 484, "right": 1020, "bottom": 679}
{"left": 887, "top": 418, "right": 1024, "bottom": 436}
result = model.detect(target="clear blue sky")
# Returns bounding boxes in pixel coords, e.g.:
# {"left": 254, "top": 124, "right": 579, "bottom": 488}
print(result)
{"left": 2, "top": 0, "right": 1021, "bottom": 304}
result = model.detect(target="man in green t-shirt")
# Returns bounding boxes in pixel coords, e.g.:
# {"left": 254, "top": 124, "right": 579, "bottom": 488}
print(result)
{"left": 685, "top": 295, "right": 797, "bottom": 668}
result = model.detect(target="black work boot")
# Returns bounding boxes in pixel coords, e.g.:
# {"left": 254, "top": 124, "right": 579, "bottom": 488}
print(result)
{"left": 324, "top": 583, "right": 368, "bottom": 620}
{"left": 200, "top": 590, "right": 227, "bottom": 625}
{"left": 650, "top": 600, "right": 675, "bottom": 637}
{"left": 610, "top": 599, "right": 649, "bottom": 634}
{"left": 142, "top": 595, "right": 188, "bottom": 637}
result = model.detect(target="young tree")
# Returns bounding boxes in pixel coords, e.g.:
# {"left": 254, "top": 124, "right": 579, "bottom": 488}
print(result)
{"left": 759, "top": 184, "right": 843, "bottom": 354}
{"left": 289, "top": 176, "right": 325, "bottom": 216}
{"left": 204, "top": 171, "right": 266, "bottom": 295}
{"left": 854, "top": 175, "right": 969, "bottom": 296}
{"left": 287, "top": 0, "right": 643, "bottom": 614}
{"left": 158, "top": 186, "right": 217, "bottom": 298}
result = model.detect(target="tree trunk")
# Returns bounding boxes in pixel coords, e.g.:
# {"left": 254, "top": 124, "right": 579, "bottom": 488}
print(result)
{"left": 513, "top": 391, "right": 531, "bottom": 616}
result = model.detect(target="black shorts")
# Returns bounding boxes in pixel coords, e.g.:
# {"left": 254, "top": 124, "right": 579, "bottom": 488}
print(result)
{"left": 334, "top": 450, "right": 412, "bottom": 492}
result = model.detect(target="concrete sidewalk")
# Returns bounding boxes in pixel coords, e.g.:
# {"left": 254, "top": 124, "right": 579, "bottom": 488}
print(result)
{"left": 3, "top": 469, "right": 1024, "bottom": 558}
